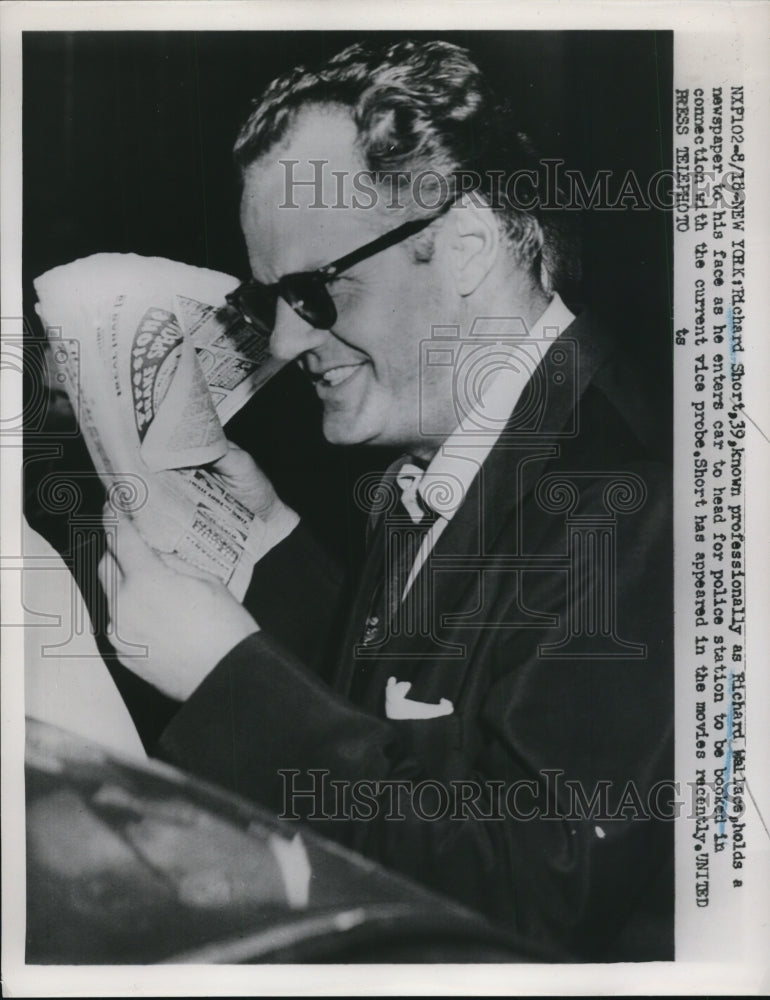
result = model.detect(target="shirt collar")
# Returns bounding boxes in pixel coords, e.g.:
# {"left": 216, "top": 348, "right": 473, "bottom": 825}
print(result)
{"left": 408, "top": 292, "right": 576, "bottom": 522}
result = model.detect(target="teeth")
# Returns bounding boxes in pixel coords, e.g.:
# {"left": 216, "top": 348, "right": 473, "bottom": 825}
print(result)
{"left": 321, "top": 364, "right": 360, "bottom": 387}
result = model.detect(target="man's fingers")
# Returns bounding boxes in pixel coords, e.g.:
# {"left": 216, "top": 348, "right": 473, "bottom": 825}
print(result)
{"left": 159, "top": 552, "right": 219, "bottom": 582}
{"left": 211, "top": 440, "right": 252, "bottom": 478}
{"left": 106, "top": 516, "right": 162, "bottom": 575}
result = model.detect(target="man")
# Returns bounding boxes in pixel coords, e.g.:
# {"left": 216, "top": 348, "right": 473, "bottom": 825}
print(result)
{"left": 100, "top": 40, "right": 673, "bottom": 961}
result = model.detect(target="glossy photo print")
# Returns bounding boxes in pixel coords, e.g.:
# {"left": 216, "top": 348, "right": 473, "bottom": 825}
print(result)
{"left": 20, "top": 26, "right": 674, "bottom": 965}
{"left": 3, "top": 5, "right": 769, "bottom": 997}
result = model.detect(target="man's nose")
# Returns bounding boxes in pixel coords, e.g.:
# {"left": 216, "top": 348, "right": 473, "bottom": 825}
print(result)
{"left": 269, "top": 298, "right": 329, "bottom": 362}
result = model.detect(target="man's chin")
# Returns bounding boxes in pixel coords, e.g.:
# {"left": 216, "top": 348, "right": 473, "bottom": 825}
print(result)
{"left": 321, "top": 414, "right": 371, "bottom": 447}
{"left": 321, "top": 409, "right": 397, "bottom": 448}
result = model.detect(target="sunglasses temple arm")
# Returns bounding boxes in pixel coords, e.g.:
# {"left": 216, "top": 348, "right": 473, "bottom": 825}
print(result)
{"left": 320, "top": 207, "right": 451, "bottom": 279}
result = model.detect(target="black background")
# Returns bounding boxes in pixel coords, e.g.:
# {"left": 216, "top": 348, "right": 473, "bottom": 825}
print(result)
{"left": 23, "top": 28, "right": 673, "bottom": 567}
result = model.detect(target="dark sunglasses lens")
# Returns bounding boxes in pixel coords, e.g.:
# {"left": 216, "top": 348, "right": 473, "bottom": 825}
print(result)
{"left": 279, "top": 273, "right": 337, "bottom": 330}
{"left": 226, "top": 283, "right": 277, "bottom": 335}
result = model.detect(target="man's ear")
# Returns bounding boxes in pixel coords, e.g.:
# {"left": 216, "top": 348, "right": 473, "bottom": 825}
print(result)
{"left": 446, "top": 194, "right": 501, "bottom": 297}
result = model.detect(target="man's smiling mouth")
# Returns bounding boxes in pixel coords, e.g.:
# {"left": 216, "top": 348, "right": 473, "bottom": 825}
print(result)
{"left": 309, "top": 361, "right": 368, "bottom": 390}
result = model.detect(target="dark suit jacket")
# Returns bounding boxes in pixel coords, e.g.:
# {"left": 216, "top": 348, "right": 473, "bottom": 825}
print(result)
{"left": 155, "top": 312, "right": 673, "bottom": 962}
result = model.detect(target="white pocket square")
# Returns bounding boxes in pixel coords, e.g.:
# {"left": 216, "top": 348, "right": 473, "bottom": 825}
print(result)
{"left": 385, "top": 676, "right": 454, "bottom": 720}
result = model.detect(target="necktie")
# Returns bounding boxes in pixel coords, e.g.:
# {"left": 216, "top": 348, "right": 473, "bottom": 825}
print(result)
{"left": 359, "top": 460, "right": 438, "bottom": 650}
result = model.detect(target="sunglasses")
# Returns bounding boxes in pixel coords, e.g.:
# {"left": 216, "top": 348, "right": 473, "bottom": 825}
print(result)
{"left": 226, "top": 201, "right": 452, "bottom": 335}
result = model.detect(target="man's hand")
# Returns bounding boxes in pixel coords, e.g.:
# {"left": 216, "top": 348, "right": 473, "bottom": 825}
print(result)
{"left": 211, "top": 441, "right": 278, "bottom": 520}
{"left": 99, "top": 515, "right": 258, "bottom": 701}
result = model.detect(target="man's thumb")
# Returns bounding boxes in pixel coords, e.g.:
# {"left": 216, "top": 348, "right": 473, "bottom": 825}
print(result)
{"left": 107, "top": 516, "right": 162, "bottom": 574}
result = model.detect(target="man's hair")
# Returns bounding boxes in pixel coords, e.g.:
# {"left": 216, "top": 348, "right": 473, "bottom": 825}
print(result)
{"left": 234, "top": 39, "right": 579, "bottom": 291}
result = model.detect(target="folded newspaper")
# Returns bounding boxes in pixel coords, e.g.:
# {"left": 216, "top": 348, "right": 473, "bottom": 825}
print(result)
{"left": 34, "top": 253, "right": 285, "bottom": 600}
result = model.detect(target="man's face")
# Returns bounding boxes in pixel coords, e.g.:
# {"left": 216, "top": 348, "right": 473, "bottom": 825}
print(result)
{"left": 239, "top": 107, "right": 459, "bottom": 454}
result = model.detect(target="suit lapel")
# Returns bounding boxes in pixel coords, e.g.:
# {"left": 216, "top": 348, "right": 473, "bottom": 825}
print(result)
{"left": 424, "top": 311, "right": 616, "bottom": 635}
